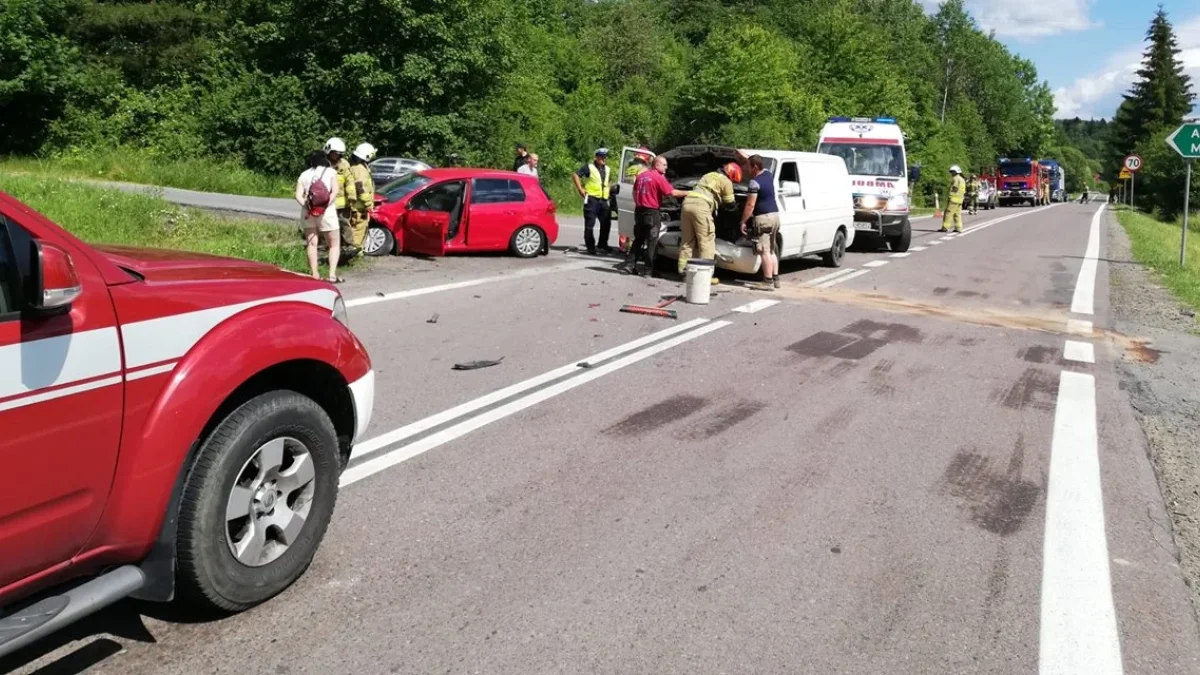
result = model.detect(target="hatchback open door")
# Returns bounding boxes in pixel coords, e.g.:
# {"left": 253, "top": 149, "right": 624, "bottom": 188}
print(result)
{"left": 400, "top": 180, "right": 466, "bottom": 257}
{"left": 616, "top": 146, "right": 654, "bottom": 248}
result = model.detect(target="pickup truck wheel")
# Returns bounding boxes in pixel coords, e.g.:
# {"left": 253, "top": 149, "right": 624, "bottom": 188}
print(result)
{"left": 176, "top": 391, "right": 339, "bottom": 613}
{"left": 822, "top": 229, "right": 847, "bottom": 267}
{"left": 888, "top": 219, "right": 912, "bottom": 253}
{"left": 363, "top": 225, "right": 394, "bottom": 256}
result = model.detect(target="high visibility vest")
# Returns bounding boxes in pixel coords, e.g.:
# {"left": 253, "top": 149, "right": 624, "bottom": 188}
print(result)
{"left": 626, "top": 163, "right": 647, "bottom": 181}
{"left": 348, "top": 163, "right": 375, "bottom": 210}
{"left": 949, "top": 175, "right": 966, "bottom": 205}
{"left": 334, "top": 158, "right": 352, "bottom": 209}
{"left": 583, "top": 163, "right": 611, "bottom": 200}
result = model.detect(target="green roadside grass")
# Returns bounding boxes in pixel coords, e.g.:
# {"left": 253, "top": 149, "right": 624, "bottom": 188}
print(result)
{"left": 1115, "top": 205, "right": 1200, "bottom": 312}
{"left": 0, "top": 150, "right": 293, "bottom": 198}
{"left": 0, "top": 174, "right": 310, "bottom": 272}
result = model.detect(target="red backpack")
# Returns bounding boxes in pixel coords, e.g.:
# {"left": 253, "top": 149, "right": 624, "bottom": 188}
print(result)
{"left": 306, "top": 168, "right": 332, "bottom": 216}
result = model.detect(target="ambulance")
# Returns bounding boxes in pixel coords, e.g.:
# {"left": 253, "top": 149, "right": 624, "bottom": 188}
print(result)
{"left": 816, "top": 116, "right": 918, "bottom": 253}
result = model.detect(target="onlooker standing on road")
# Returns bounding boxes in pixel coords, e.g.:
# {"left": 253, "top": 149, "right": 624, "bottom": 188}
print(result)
{"left": 517, "top": 153, "right": 540, "bottom": 179}
{"left": 571, "top": 148, "right": 614, "bottom": 254}
{"left": 347, "top": 143, "right": 378, "bottom": 252}
{"left": 324, "top": 137, "right": 357, "bottom": 258}
{"left": 619, "top": 155, "right": 687, "bottom": 276}
{"left": 740, "top": 154, "right": 780, "bottom": 289}
{"left": 296, "top": 150, "right": 341, "bottom": 282}
{"left": 513, "top": 144, "right": 530, "bottom": 172}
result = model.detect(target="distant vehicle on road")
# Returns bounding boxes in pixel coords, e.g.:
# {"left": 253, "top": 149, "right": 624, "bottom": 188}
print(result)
{"left": 366, "top": 169, "right": 558, "bottom": 258}
{"left": 1041, "top": 159, "right": 1066, "bottom": 202}
{"left": 977, "top": 176, "right": 998, "bottom": 210}
{"left": 997, "top": 158, "right": 1049, "bottom": 207}
{"left": 614, "top": 145, "right": 857, "bottom": 273}
{"left": 370, "top": 157, "right": 431, "bottom": 186}
{"left": 0, "top": 190, "right": 374, "bottom": 659}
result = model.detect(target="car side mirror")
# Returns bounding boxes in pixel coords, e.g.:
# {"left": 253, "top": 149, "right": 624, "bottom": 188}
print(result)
{"left": 908, "top": 166, "right": 921, "bottom": 183}
{"left": 28, "top": 241, "right": 82, "bottom": 315}
{"left": 781, "top": 181, "right": 801, "bottom": 197}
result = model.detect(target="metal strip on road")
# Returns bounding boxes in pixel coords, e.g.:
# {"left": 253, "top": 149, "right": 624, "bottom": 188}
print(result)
{"left": 344, "top": 261, "right": 590, "bottom": 308}
{"left": 1039, "top": 370, "right": 1124, "bottom": 675}
{"left": 1070, "top": 205, "right": 1106, "bottom": 316}
{"left": 340, "top": 319, "right": 733, "bottom": 486}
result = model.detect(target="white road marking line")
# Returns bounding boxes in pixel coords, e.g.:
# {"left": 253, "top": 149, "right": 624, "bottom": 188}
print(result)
{"left": 816, "top": 269, "right": 870, "bottom": 288}
{"left": 889, "top": 252, "right": 912, "bottom": 258}
{"left": 350, "top": 318, "right": 711, "bottom": 460}
{"left": 863, "top": 260, "right": 889, "bottom": 268}
{"left": 732, "top": 299, "right": 781, "bottom": 313}
{"left": 1067, "top": 319, "right": 1094, "bottom": 336}
{"left": 940, "top": 235, "right": 956, "bottom": 241}
{"left": 1064, "top": 340, "right": 1096, "bottom": 364}
{"left": 909, "top": 246, "right": 928, "bottom": 252}
{"left": 1071, "top": 205, "right": 1106, "bottom": 315}
{"left": 345, "top": 262, "right": 587, "bottom": 308}
{"left": 1039, "top": 370, "right": 1123, "bottom": 675}
{"left": 341, "top": 320, "right": 733, "bottom": 486}
{"left": 957, "top": 204, "right": 1062, "bottom": 239}
{"left": 930, "top": 240, "right": 944, "bottom": 245}
{"left": 805, "top": 268, "right": 858, "bottom": 286}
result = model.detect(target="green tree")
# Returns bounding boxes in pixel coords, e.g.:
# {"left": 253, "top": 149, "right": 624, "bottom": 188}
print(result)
{"left": 0, "top": 0, "right": 81, "bottom": 154}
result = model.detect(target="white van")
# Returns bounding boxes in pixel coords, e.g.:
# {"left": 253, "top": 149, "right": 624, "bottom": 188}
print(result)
{"left": 614, "top": 145, "right": 856, "bottom": 274}
{"left": 816, "top": 116, "right": 917, "bottom": 252}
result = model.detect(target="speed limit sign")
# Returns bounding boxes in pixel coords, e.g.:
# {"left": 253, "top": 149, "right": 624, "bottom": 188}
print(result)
{"left": 1124, "top": 154, "right": 1144, "bottom": 173}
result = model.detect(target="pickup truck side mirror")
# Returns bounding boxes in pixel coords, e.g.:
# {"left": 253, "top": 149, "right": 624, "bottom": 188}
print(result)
{"left": 908, "top": 166, "right": 922, "bottom": 183}
{"left": 28, "top": 241, "right": 82, "bottom": 315}
{"left": 780, "top": 181, "right": 801, "bottom": 198}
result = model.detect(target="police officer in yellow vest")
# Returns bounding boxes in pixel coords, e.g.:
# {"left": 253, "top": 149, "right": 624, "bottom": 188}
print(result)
{"left": 571, "top": 148, "right": 613, "bottom": 255}
{"left": 941, "top": 165, "right": 966, "bottom": 233}
{"left": 324, "top": 137, "right": 356, "bottom": 256}
{"left": 347, "top": 142, "right": 377, "bottom": 252}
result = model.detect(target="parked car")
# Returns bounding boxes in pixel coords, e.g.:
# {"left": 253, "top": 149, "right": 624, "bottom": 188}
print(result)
{"left": 0, "top": 190, "right": 374, "bottom": 659}
{"left": 614, "top": 145, "right": 856, "bottom": 273}
{"left": 977, "top": 178, "right": 998, "bottom": 210}
{"left": 370, "top": 157, "right": 431, "bottom": 186}
{"left": 365, "top": 169, "right": 558, "bottom": 258}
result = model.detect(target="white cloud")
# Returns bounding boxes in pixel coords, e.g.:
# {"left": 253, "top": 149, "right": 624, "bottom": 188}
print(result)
{"left": 919, "top": 0, "right": 1098, "bottom": 38}
{"left": 1053, "top": 16, "right": 1200, "bottom": 119}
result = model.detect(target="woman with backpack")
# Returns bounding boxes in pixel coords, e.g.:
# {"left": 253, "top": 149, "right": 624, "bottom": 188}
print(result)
{"left": 296, "top": 150, "right": 343, "bottom": 282}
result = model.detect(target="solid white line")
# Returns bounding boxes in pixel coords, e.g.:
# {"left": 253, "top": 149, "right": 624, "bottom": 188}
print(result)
{"left": 909, "top": 246, "right": 928, "bottom": 252}
{"left": 863, "top": 260, "right": 889, "bottom": 268}
{"left": 889, "top": 252, "right": 912, "bottom": 258}
{"left": 126, "top": 363, "right": 177, "bottom": 381}
{"left": 816, "top": 269, "right": 870, "bottom": 288}
{"left": 1067, "top": 319, "right": 1094, "bottom": 336}
{"left": 341, "top": 320, "right": 734, "bottom": 486}
{"left": 1039, "top": 370, "right": 1123, "bottom": 674}
{"left": 350, "top": 318, "right": 711, "bottom": 460}
{"left": 345, "top": 262, "right": 587, "bottom": 308}
{"left": 0, "top": 376, "right": 123, "bottom": 412}
{"left": 1064, "top": 341, "right": 1096, "bottom": 364}
{"left": 805, "top": 268, "right": 858, "bottom": 287}
{"left": 1071, "top": 205, "right": 1106, "bottom": 315}
{"left": 930, "top": 240, "right": 944, "bottom": 245}
{"left": 732, "top": 299, "right": 780, "bottom": 314}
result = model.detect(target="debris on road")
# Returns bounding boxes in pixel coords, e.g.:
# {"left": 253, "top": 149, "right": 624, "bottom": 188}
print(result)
{"left": 427, "top": 313, "right": 439, "bottom": 324}
{"left": 588, "top": 303, "right": 601, "bottom": 308}
{"left": 452, "top": 357, "right": 504, "bottom": 370}
{"left": 620, "top": 295, "right": 681, "bottom": 320}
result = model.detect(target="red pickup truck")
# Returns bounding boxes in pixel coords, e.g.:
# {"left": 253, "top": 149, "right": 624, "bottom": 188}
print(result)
{"left": 0, "top": 190, "right": 374, "bottom": 657}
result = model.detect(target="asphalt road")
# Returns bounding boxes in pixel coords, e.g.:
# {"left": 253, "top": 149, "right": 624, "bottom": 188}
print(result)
{"left": 6, "top": 202, "right": 1200, "bottom": 675}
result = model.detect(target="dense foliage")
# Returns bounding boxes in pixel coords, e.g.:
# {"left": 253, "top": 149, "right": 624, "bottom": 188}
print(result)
{"left": 3, "top": 0, "right": 1065, "bottom": 203}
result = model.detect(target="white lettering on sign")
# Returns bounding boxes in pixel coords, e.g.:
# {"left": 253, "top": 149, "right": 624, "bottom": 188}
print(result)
{"left": 1193, "top": 143, "right": 1200, "bottom": 154}
{"left": 1192, "top": 128, "right": 1200, "bottom": 138}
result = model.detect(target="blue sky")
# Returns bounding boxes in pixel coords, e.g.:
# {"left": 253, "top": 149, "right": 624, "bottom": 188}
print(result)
{"left": 920, "top": 1, "right": 1200, "bottom": 120}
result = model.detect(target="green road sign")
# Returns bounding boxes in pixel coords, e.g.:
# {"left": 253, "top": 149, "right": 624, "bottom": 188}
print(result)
{"left": 1166, "top": 122, "right": 1200, "bottom": 158}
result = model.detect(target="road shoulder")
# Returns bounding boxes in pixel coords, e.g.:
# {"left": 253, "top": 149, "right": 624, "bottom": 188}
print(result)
{"left": 1107, "top": 210, "right": 1200, "bottom": 625}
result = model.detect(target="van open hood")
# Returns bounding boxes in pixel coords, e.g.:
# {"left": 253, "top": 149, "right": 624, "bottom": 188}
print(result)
{"left": 660, "top": 145, "right": 741, "bottom": 183}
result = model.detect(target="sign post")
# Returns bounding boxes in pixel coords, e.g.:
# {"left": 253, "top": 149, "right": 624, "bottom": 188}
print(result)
{"left": 1166, "top": 122, "right": 1200, "bottom": 266}
{"left": 1123, "top": 155, "right": 1143, "bottom": 207}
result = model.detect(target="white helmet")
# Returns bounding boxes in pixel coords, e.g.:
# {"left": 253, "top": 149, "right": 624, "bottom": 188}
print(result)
{"left": 949, "top": 165, "right": 962, "bottom": 174}
{"left": 352, "top": 142, "right": 377, "bottom": 162}
{"left": 323, "top": 137, "right": 347, "bottom": 154}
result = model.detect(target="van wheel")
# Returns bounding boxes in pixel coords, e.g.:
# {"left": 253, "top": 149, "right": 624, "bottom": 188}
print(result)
{"left": 822, "top": 229, "right": 847, "bottom": 267}
{"left": 176, "top": 391, "right": 340, "bottom": 613}
{"left": 888, "top": 219, "right": 912, "bottom": 253}
{"left": 510, "top": 225, "right": 544, "bottom": 258}
{"left": 363, "top": 225, "right": 394, "bottom": 256}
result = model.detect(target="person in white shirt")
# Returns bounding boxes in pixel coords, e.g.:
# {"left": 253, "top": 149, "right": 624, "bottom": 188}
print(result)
{"left": 517, "top": 153, "right": 539, "bottom": 179}
{"left": 295, "top": 150, "right": 342, "bottom": 282}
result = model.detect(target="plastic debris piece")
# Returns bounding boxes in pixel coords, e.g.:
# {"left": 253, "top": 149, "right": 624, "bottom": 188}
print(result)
{"left": 452, "top": 357, "right": 504, "bottom": 371}
{"left": 427, "top": 313, "right": 439, "bottom": 324}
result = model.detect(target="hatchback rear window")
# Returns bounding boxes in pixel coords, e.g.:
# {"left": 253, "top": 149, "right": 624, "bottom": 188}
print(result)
{"left": 472, "top": 178, "right": 525, "bottom": 204}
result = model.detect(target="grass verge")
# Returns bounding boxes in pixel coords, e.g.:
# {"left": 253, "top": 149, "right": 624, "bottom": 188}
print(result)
{"left": 1115, "top": 206, "right": 1200, "bottom": 311}
{"left": 0, "top": 175, "right": 310, "bottom": 272}
{"left": 0, "top": 149, "right": 293, "bottom": 198}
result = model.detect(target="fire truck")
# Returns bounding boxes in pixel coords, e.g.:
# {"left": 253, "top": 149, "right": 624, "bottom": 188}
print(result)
{"left": 997, "top": 157, "right": 1050, "bottom": 207}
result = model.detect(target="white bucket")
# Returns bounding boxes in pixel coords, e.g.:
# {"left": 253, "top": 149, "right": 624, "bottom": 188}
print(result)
{"left": 684, "top": 259, "right": 715, "bottom": 304}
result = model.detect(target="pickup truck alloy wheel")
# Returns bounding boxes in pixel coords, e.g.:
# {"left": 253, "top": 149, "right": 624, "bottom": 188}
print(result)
{"left": 363, "top": 225, "right": 394, "bottom": 256}
{"left": 176, "top": 391, "right": 340, "bottom": 612}
{"left": 511, "top": 225, "right": 543, "bottom": 258}
{"left": 225, "top": 436, "right": 315, "bottom": 567}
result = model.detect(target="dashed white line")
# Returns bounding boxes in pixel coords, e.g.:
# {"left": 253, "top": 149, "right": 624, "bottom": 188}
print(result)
{"left": 1071, "top": 205, "right": 1106, "bottom": 315}
{"left": 863, "top": 260, "right": 889, "bottom": 268}
{"left": 805, "top": 268, "right": 858, "bottom": 287}
{"left": 930, "top": 240, "right": 944, "bottom": 246}
{"left": 889, "top": 252, "right": 912, "bottom": 258}
{"left": 816, "top": 269, "right": 870, "bottom": 288}
{"left": 1064, "top": 340, "right": 1096, "bottom": 364}
{"left": 910, "top": 246, "right": 928, "bottom": 252}
{"left": 1039, "top": 370, "right": 1123, "bottom": 675}
{"left": 732, "top": 299, "right": 781, "bottom": 313}
{"left": 345, "top": 261, "right": 588, "bottom": 308}
{"left": 1067, "top": 319, "right": 1094, "bottom": 336}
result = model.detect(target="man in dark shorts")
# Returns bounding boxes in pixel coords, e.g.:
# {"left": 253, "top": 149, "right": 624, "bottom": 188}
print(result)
{"left": 619, "top": 155, "right": 688, "bottom": 276}
{"left": 740, "top": 154, "right": 781, "bottom": 289}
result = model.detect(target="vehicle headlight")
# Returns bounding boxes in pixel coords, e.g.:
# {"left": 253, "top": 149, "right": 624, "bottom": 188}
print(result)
{"left": 859, "top": 195, "right": 882, "bottom": 209}
{"left": 332, "top": 295, "right": 349, "bottom": 329}
{"left": 886, "top": 194, "right": 908, "bottom": 211}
